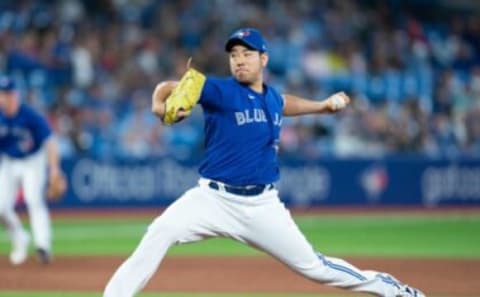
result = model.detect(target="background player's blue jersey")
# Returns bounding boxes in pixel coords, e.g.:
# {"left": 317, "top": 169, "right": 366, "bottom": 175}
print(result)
{"left": 0, "top": 103, "right": 52, "bottom": 158}
{"left": 198, "top": 77, "right": 284, "bottom": 186}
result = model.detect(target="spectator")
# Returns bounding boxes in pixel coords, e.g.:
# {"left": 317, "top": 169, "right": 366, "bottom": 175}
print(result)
{"left": 0, "top": 0, "right": 479, "bottom": 160}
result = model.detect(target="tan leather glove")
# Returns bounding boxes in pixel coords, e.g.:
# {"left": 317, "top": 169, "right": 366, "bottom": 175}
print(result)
{"left": 162, "top": 67, "right": 206, "bottom": 125}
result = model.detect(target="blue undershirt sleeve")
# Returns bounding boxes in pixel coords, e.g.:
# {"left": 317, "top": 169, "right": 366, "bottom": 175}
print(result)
{"left": 199, "top": 77, "right": 223, "bottom": 109}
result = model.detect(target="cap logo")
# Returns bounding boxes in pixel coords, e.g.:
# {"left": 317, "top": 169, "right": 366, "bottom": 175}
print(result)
{"left": 234, "top": 29, "right": 251, "bottom": 38}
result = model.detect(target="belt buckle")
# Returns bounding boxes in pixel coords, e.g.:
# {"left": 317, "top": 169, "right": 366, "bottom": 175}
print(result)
{"left": 242, "top": 185, "right": 264, "bottom": 196}
{"left": 208, "top": 181, "right": 272, "bottom": 196}
{"left": 208, "top": 181, "right": 219, "bottom": 190}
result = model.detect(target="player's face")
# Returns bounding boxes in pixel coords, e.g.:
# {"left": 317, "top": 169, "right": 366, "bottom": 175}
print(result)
{"left": 229, "top": 45, "right": 268, "bottom": 85}
{"left": 0, "top": 91, "right": 15, "bottom": 112}
{"left": 0, "top": 91, "right": 8, "bottom": 110}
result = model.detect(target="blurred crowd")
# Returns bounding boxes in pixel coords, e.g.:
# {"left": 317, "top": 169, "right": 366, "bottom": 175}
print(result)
{"left": 0, "top": 0, "right": 479, "bottom": 160}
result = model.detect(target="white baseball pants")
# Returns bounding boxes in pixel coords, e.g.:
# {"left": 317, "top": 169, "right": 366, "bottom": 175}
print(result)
{"left": 0, "top": 148, "right": 51, "bottom": 252}
{"left": 104, "top": 179, "right": 404, "bottom": 297}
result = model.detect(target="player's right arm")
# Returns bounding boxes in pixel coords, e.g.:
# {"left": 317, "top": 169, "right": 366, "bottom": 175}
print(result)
{"left": 282, "top": 92, "right": 350, "bottom": 116}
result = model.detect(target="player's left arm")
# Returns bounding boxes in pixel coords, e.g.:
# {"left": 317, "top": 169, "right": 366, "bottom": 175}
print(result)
{"left": 45, "top": 136, "right": 61, "bottom": 179}
{"left": 44, "top": 136, "right": 67, "bottom": 200}
{"left": 151, "top": 63, "right": 206, "bottom": 125}
{"left": 152, "top": 80, "right": 178, "bottom": 119}
{"left": 282, "top": 92, "right": 350, "bottom": 116}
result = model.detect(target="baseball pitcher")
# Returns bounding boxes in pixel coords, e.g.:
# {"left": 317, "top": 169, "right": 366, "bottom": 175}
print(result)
{"left": 104, "top": 28, "right": 425, "bottom": 297}
{"left": 0, "top": 76, "right": 66, "bottom": 265}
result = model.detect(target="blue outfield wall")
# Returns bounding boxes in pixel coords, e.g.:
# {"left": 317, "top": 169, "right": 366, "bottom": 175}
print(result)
{"left": 55, "top": 157, "right": 480, "bottom": 208}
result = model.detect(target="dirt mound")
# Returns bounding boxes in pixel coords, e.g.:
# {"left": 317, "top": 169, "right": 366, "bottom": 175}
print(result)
{"left": 0, "top": 256, "right": 478, "bottom": 296}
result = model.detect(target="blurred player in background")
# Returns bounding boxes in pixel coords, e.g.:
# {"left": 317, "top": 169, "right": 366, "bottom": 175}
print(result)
{"left": 0, "top": 76, "right": 62, "bottom": 265}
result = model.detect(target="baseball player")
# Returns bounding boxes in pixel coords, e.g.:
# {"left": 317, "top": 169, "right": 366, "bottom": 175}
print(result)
{"left": 104, "top": 28, "right": 425, "bottom": 297}
{"left": 0, "top": 76, "right": 64, "bottom": 265}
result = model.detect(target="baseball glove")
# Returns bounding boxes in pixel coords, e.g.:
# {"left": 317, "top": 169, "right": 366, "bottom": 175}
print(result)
{"left": 47, "top": 171, "right": 67, "bottom": 201}
{"left": 162, "top": 67, "right": 206, "bottom": 125}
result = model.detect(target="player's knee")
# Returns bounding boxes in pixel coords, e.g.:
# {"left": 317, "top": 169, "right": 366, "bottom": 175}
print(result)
{"left": 24, "top": 198, "right": 48, "bottom": 212}
{"left": 290, "top": 260, "right": 332, "bottom": 283}
{"left": 147, "top": 217, "right": 182, "bottom": 242}
{"left": 0, "top": 208, "right": 17, "bottom": 226}
{"left": 0, "top": 205, "right": 10, "bottom": 218}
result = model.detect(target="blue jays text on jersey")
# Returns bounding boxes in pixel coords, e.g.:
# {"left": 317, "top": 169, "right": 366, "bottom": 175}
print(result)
{"left": 234, "top": 108, "right": 282, "bottom": 126}
{"left": 0, "top": 103, "right": 52, "bottom": 158}
{"left": 198, "top": 77, "right": 284, "bottom": 186}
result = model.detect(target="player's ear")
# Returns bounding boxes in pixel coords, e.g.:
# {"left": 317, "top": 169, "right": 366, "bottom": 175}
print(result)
{"left": 260, "top": 52, "right": 268, "bottom": 67}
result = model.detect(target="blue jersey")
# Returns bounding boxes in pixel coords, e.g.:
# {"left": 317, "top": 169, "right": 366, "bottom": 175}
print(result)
{"left": 0, "top": 103, "right": 52, "bottom": 158}
{"left": 198, "top": 77, "right": 284, "bottom": 186}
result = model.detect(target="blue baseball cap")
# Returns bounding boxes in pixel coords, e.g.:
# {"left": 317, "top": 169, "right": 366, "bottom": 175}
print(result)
{"left": 0, "top": 76, "right": 16, "bottom": 92}
{"left": 225, "top": 28, "right": 268, "bottom": 53}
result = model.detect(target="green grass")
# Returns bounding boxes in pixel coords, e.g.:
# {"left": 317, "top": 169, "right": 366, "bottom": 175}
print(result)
{"left": 295, "top": 214, "right": 480, "bottom": 258}
{"left": 0, "top": 213, "right": 475, "bottom": 297}
{"left": 1, "top": 213, "right": 479, "bottom": 258}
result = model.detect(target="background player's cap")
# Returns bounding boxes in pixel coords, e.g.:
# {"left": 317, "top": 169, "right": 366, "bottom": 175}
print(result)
{"left": 225, "top": 28, "right": 268, "bottom": 53}
{"left": 0, "top": 76, "right": 16, "bottom": 92}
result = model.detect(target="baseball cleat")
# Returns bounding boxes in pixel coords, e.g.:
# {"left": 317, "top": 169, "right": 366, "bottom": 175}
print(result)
{"left": 397, "top": 285, "right": 426, "bottom": 297}
{"left": 36, "top": 248, "right": 52, "bottom": 265}
{"left": 9, "top": 232, "right": 30, "bottom": 265}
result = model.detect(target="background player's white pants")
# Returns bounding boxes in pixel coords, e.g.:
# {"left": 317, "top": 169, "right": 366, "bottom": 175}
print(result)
{"left": 104, "top": 179, "right": 404, "bottom": 297}
{"left": 0, "top": 149, "right": 51, "bottom": 251}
